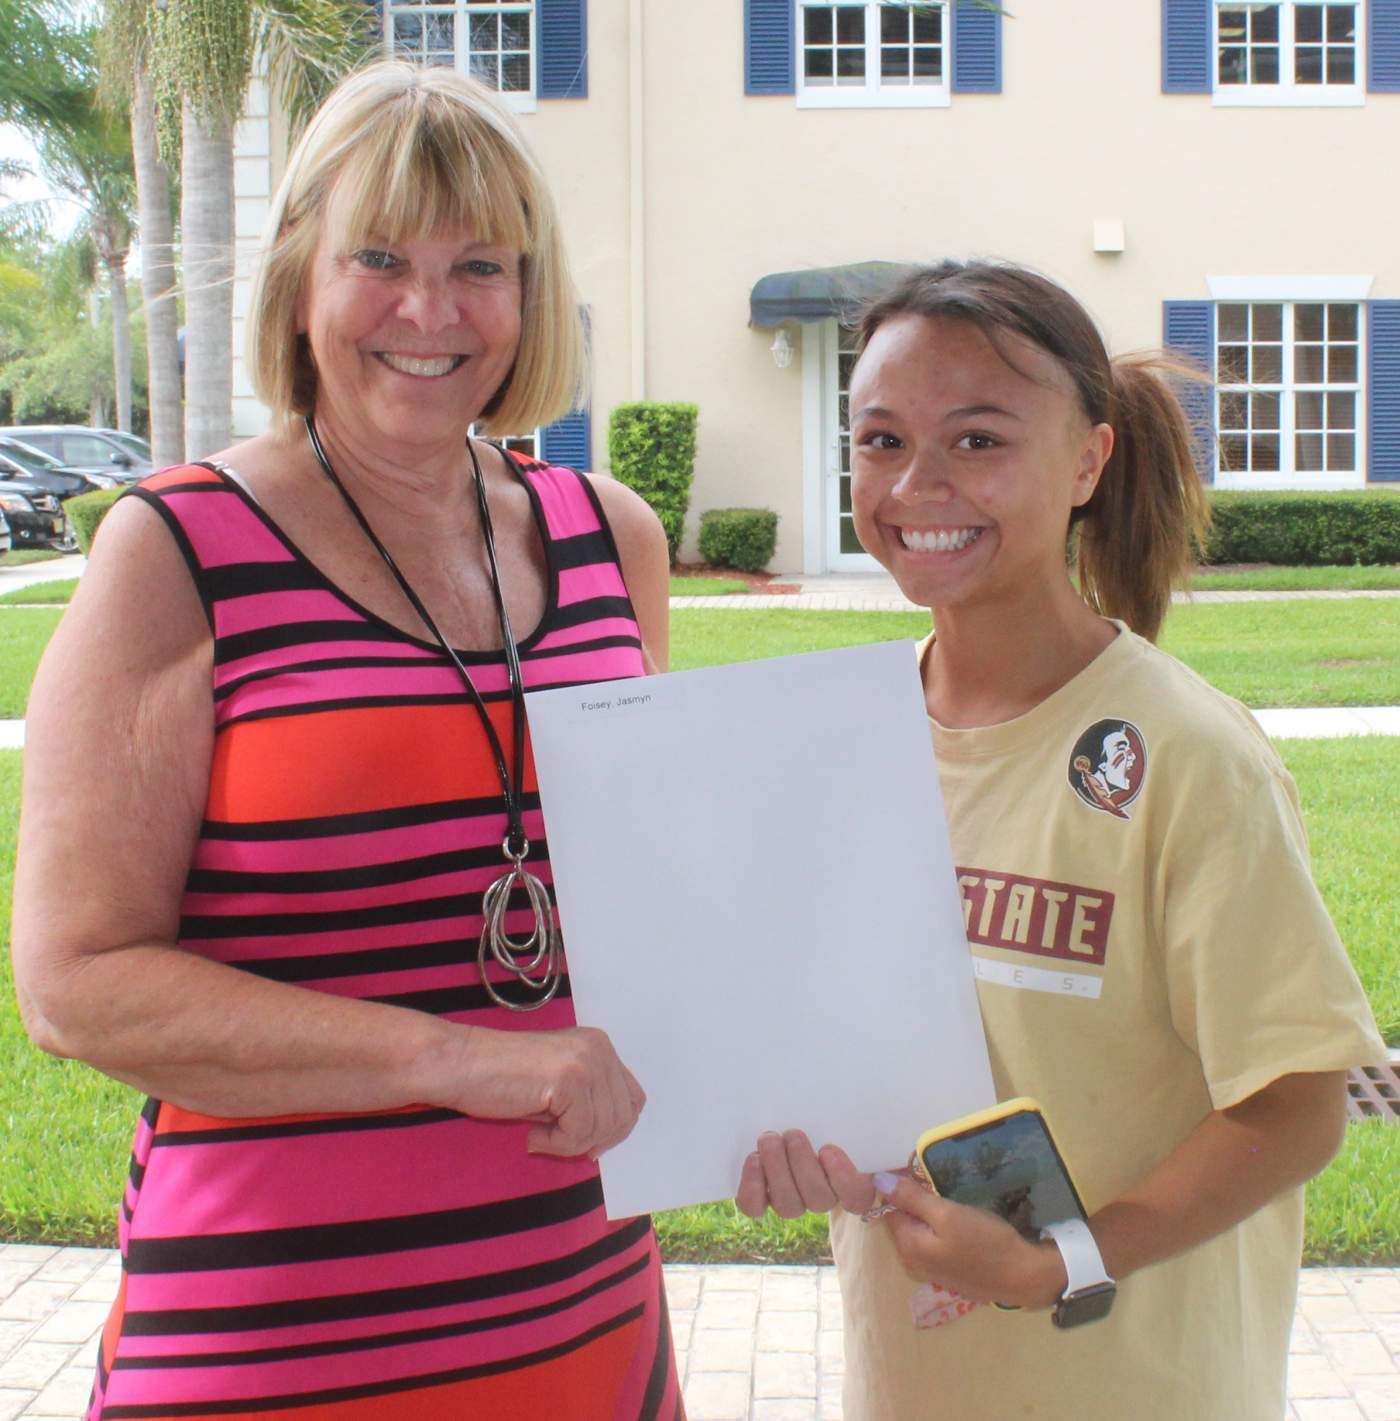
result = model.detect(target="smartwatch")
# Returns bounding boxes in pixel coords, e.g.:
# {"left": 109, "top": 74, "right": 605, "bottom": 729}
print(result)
{"left": 1040, "top": 1218, "right": 1116, "bottom": 1329}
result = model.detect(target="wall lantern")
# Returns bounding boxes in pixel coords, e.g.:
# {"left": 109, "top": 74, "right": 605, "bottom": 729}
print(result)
{"left": 769, "top": 328, "right": 795, "bottom": 369}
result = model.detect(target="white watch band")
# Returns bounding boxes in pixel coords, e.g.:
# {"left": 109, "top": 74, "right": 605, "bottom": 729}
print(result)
{"left": 1040, "top": 1218, "right": 1114, "bottom": 1296}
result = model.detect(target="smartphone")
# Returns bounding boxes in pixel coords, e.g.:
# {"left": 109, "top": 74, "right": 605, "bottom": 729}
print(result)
{"left": 912, "top": 1098, "right": 1086, "bottom": 1243}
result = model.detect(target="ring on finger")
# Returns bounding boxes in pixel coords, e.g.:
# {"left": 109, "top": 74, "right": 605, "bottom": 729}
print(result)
{"left": 858, "top": 1199, "right": 896, "bottom": 1224}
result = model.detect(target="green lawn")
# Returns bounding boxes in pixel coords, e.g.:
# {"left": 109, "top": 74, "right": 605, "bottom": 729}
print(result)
{"left": 0, "top": 549, "right": 64, "bottom": 567}
{"left": 0, "top": 579, "right": 79, "bottom": 606}
{"left": 669, "top": 577, "right": 747, "bottom": 597}
{"left": 1190, "top": 566, "right": 1400, "bottom": 592}
{"left": 0, "top": 608, "right": 62, "bottom": 718}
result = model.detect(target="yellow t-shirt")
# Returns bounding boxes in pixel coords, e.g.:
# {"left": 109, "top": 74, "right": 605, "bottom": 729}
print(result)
{"left": 831, "top": 625, "right": 1385, "bottom": 1421}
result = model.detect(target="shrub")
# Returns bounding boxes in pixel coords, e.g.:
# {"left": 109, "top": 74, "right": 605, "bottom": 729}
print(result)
{"left": 608, "top": 402, "right": 698, "bottom": 562}
{"left": 1204, "top": 490, "right": 1400, "bottom": 565}
{"left": 698, "top": 507, "right": 779, "bottom": 573}
{"left": 65, "top": 487, "right": 126, "bottom": 555}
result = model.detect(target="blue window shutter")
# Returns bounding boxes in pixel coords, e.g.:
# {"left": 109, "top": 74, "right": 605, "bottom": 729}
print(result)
{"left": 1162, "top": 0, "right": 1211, "bottom": 93}
{"left": 541, "top": 408, "right": 592, "bottom": 471}
{"left": 1370, "top": 0, "right": 1400, "bottom": 90}
{"left": 1163, "top": 301, "right": 1216, "bottom": 482}
{"left": 951, "top": 1, "right": 1002, "bottom": 93}
{"left": 539, "top": 0, "right": 588, "bottom": 99}
{"left": 1369, "top": 302, "right": 1400, "bottom": 481}
{"left": 745, "top": 0, "right": 795, "bottom": 95}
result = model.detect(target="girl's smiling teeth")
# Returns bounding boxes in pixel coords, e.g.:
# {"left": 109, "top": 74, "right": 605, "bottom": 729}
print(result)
{"left": 899, "top": 526, "right": 984, "bottom": 552}
{"left": 375, "top": 352, "right": 466, "bottom": 377}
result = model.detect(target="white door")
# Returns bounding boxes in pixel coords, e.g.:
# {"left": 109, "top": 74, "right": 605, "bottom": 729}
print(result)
{"left": 822, "top": 320, "right": 879, "bottom": 571}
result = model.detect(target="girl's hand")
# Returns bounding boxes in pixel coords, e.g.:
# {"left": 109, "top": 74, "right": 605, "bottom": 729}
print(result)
{"left": 873, "top": 1172, "right": 1068, "bottom": 1309}
{"left": 734, "top": 1133, "right": 880, "bottom": 1219}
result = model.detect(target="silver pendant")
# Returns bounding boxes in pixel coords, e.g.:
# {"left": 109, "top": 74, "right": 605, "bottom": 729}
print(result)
{"left": 477, "top": 838, "right": 561, "bottom": 1012}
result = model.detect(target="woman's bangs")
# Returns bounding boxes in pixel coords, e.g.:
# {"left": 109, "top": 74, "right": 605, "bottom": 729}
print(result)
{"left": 334, "top": 112, "right": 534, "bottom": 255}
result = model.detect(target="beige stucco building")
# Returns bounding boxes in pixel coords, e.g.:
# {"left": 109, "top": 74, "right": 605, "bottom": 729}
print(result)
{"left": 235, "top": 0, "right": 1400, "bottom": 572}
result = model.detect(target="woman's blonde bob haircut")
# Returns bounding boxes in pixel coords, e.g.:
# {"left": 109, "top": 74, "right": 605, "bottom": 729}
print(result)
{"left": 247, "top": 61, "right": 584, "bottom": 437}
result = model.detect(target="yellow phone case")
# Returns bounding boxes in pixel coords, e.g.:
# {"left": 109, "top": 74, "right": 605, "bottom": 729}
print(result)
{"left": 911, "top": 1096, "right": 1087, "bottom": 1207}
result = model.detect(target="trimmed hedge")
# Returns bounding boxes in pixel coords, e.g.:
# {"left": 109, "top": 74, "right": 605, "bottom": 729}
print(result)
{"left": 698, "top": 507, "right": 779, "bottom": 573}
{"left": 65, "top": 487, "right": 126, "bottom": 555}
{"left": 608, "top": 402, "right": 698, "bottom": 562}
{"left": 1205, "top": 490, "right": 1400, "bottom": 566}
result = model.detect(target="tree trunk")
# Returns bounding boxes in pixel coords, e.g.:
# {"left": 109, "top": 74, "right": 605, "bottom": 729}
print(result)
{"left": 107, "top": 247, "right": 133, "bottom": 432}
{"left": 181, "top": 98, "right": 234, "bottom": 461}
{"left": 132, "top": 68, "right": 183, "bottom": 465}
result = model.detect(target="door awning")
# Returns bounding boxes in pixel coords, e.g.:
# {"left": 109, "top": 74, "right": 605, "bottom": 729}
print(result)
{"left": 748, "top": 261, "right": 910, "bottom": 327}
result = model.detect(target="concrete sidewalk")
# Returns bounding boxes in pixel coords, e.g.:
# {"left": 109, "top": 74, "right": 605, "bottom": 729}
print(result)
{"left": 1, "top": 1246, "right": 1396, "bottom": 1420}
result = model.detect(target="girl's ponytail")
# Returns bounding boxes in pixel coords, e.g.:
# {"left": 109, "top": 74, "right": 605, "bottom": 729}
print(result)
{"left": 1075, "top": 357, "right": 1212, "bottom": 643}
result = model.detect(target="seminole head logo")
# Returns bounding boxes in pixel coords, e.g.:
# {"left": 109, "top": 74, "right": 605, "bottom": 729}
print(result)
{"left": 1067, "top": 719, "right": 1147, "bottom": 820}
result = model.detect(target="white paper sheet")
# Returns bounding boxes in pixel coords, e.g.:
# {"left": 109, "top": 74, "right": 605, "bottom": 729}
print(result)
{"left": 526, "top": 641, "right": 995, "bottom": 1219}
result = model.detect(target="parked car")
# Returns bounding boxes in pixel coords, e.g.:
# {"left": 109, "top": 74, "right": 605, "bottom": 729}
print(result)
{"left": 0, "top": 438, "right": 115, "bottom": 497}
{"left": 97, "top": 428, "right": 153, "bottom": 463}
{"left": 0, "top": 507, "right": 12, "bottom": 558}
{"left": 0, "top": 477, "right": 67, "bottom": 549}
{"left": 0, "top": 425, "right": 152, "bottom": 482}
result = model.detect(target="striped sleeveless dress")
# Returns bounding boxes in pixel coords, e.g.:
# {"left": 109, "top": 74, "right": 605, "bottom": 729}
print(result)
{"left": 89, "top": 458, "right": 683, "bottom": 1421}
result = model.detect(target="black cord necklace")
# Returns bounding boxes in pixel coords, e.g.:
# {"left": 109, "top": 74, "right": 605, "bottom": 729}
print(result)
{"left": 305, "top": 414, "right": 560, "bottom": 1011}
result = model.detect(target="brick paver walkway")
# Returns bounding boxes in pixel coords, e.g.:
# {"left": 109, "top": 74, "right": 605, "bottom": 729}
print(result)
{"left": 3, "top": 1247, "right": 1398, "bottom": 1420}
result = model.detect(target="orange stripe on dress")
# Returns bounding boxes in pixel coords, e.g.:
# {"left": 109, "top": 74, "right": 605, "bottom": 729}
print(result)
{"left": 140, "top": 466, "right": 226, "bottom": 492}
{"left": 154, "top": 1101, "right": 433, "bottom": 1137}
{"left": 206, "top": 703, "right": 539, "bottom": 823}
{"left": 137, "top": 1315, "right": 641, "bottom": 1420}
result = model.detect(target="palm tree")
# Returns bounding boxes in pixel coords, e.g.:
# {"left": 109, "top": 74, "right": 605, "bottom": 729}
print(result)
{"left": 141, "top": 0, "right": 375, "bottom": 459}
{"left": 100, "top": 0, "right": 183, "bottom": 465}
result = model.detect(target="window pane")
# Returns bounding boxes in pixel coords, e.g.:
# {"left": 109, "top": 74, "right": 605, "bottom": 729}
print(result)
{"left": 1327, "top": 5, "right": 1355, "bottom": 40}
{"left": 1220, "top": 392, "right": 1249, "bottom": 429}
{"left": 1295, "top": 304, "right": 1325, "bottom": 341}
{"left": 1219, "top": 434, "right": 1249, "bottom": 471}
{"left": 1253, "top": 434, "right": 1280, "bottom": 470}
{"left": 1254, "top": 346, "right": 1283, "bottom": 383}
{"left": 1252, "top": 46, "right": 1279, "bottom": 82}
{"left": 840, "top": 517, "right": 863, "bottom": 554}
{"left": 836, "top": 7, "right": 864, "bottom": 42}
{"left": 839, "top": 474, "right": 851, "bottom": 513}
{"left": 1253, "top": 391, "right": 1280, "bottom": 429}
{"left": 1219, "top": 46, "right": 1247, "bottom": 82}
{"left": 1326, "top": 47, "right": 1354, "bottom": 82}
{"left": 502, "top": 12, "right": 529, "bottom": 48}
{"left": 393, "top": 12, "right": 423, "bottom": 44}
{"left": 1328, "top": 345, "right": 1358, "bottom": 382}
{"left": 1329, "top": 303, "right": 1358, "bottom": 341}
{"left": 1296, "top": 46, "right": 1323, "bottom": 82}
{"left": 1218, "top": 7, "right": 1248, "bottom": 41}
{"left": 805, "top": 47, "right": 834, "bottom": 79}
{"left": 1218, "top": 345, "right": 1249, "bottom": 384}
{"left": 1294, "top": 345, "right": 1326, "bottom": 383}
{"left": 1296, "top": 4, "right": 1323, "bottom": 41}
{"left": 913, "top": 8, "right": 941, "bottom": 42}
{"left": 913, "top": 46, "right": 941, "bottom": 79}
{"left": 881, "top": 5, "right": 908, "bottom": 41}
{"left": 470, "top": 12, "right": 498, "bottom": 47}
{"left": 1253, "top": 4, "right": 1280, "bottom": 41}
{"left": 1295, "top": 391, "right": 1325, "bottom": 428}
{"left": 1295, "top": 433, "right": 1324, "bottom": 470}
{"left": 805, "top": 7, "right": 833, "bottom": 43}
{"left": 1254, "top": 304, "right": 1282, "bottom": 340}
{"left": 1327, "top": 391, "right": 1356, "bottom": 426}
{"left": 501, "top": 52, "right": 529, "bottom": 89}
{"left": 1218, "top": 304, "right": 1248, "bottom": 341}
{"left": 882, "top": 46, "right": 910, "bottom": 78}
{"left": 426, "top": 13, "right": 453, "bottom": 49}
{"left": 839, "top": 437, "right": 851, "bottom": 474}
{"left": 470, "top": 51, "right": 499, "bottom": 86}
{"left": 837, "top": 46, "right": 865, "bottom": 78}
{"left": 1327, "top": 433, "right": 1355, "bottom": 469}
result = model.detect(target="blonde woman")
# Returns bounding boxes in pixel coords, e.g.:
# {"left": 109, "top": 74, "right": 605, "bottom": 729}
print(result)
{"left": 14, "top": 62, "right": 677, "bottom": 1419}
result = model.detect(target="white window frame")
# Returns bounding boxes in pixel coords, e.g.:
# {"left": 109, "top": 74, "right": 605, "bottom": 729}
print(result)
{"left": 469, "top": 423, "right": 542, "bottom": 461}
{"left": 796, "top": 1, "right": 952, "bottom": 110}
{"left": 1212, "top": 1, "right": 1364, "bottom": 107}
{"left": 1213, "top": 296, "right": 1367, "bottom": 491}
{"left": 384, "top": 1, "right": 538, "bottom": 115}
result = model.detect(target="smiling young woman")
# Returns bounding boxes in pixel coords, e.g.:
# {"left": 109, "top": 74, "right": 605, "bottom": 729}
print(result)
{"left": 736, "top": 260, "right": 1383, "bottom": 1421}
